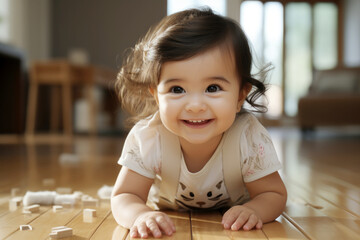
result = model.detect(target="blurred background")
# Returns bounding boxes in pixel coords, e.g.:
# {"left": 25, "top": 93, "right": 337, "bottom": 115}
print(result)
{"left": 0, "top": 0, "right": 359, "bottom": 139}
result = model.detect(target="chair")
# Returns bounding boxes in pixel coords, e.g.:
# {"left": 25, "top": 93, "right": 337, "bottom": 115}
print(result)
{"left": 25, "top": 60, "right": 97, "bottom": 140}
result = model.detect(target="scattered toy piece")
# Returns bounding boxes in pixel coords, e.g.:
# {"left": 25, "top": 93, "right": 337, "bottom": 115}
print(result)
{"left": 73, "top": 191, "right": 83, "bottom": 196}
{"left": 22, "top": 209, "right": 32, "bottom": 214}
{"left": 54, "top": 193, "right": 79, "bottom": 206}
{"left": 56, "top": 187, "right": 72, "bottom": 194}
{"left": 9, "top": 198, "right": 22, "bottom": 211}
{"left": 49, "top": 226, "right": 73, "bottom": 239}
{"left": 20, "top": 225, "right": 33, "bottom": 231}
{"left": 59, "top": 153, "right": 80, "bottom": 165}
{"left": 97, "top": 185, "right": 113, "bottom": 200}
{"left": 24, "top": 204, "right": 40, "bottom": 213}
{"left": 83, "top": 208, "right": 96, "bottom": 222}
{"left": 42, "top": 178, "right": 56, "bottom": 187}
{"left": 23, "top": 191, "right": 80, "bottom": 206}
{"left": 11, "top": 188, "right": 20, "bottom": 197}
{"left": 53, "top": 205, "right": 63, "bottom": 212}
{"left": 23, "top": 191, "right": 56, "bottom": 206}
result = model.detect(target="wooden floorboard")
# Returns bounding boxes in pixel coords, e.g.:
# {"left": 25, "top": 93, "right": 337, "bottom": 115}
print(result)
{"left": 90, "top": 212, "right": 128, "bottom": 240}
{"left": 262, "top": 215, "right": 308, "bottom": 240}
{"left": 0, "top": 128, "right": 359, "bottom": 239}
{"left": 191, "top": 211, "right": 268, "bottom": 239}
{"left": 0, "top": 206, "right": 49, "bottom": 239}
{"left": 5, "top": 206, "right": 81, "bottom": 240}
{"left": 284, "top": 201, "right": 360, "bottom": 240}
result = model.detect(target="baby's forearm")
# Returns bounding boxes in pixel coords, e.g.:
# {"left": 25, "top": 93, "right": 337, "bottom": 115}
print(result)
{"left": 111, "top": 193, "right": 153, "bottom": 229}
{"left": 243, "top": 191, "right": 287, "bottom": 223}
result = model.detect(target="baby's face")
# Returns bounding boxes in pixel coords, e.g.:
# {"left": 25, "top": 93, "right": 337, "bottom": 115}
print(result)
{"left": 152, "top": 46, "right": 246, "bottom": 147}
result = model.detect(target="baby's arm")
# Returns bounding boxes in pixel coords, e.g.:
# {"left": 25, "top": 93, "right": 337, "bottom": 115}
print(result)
{"left": 111, "top": 167, "right": 176, "bottom": 238}
{"left": 222, "top": 172, "right": 287, "bottom": 231}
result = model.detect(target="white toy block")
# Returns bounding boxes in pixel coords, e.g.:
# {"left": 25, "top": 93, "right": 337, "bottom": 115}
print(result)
{"left": 49, "top": 226, "right": 73, "bottom": 239}
{"left": 9, "top": 198, "right": 22, "bottom": 211}
{"left": 81, "top": 194, "right": 91, "bottom": 200}
{"left": 42, "top": 178, "right": 56, "bottom": 187}
{"left": 24, "top": 204, "right": 40, "bottom": 213}
{"left": 59, "top": 153, "right": 80, "bottom": 165}
{"left": 56, "top": 187, "right": 72, "bottom": 194}
{"left": 53, "top": 205, "right": 63, "bottom": 212}
{"left": 20, "top": 225, "right": 33, "bottom": 231}
{"left": 83, "top": 208, "right": 96, "bottom": 222}
{"left": 22, "top": 209, "right": 32, "bottom": 214}
{"left": 82, "top": 198, "right": 98, "bottom": 208}
{"left": 11, "top": 188, "right": 20, "bottom": 197}
{"left": 74, "top": 191, "right": 83, "bottom": 196}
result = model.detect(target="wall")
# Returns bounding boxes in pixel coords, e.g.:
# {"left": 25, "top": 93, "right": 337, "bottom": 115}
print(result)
{"left": 8, "top": 0, "right": 51, "bottom": 67}
{"left": 51, "top": 0, "right": 167, "bottom": 69}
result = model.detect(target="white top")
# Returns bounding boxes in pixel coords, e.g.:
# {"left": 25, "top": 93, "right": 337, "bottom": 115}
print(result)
{"left": 118, "top": 112, "right": 281, "bottom": 210}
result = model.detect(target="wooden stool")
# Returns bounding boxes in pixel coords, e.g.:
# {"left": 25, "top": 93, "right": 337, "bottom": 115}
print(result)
{"left": 25, "top": 60, "right": 98, "bottom": 140}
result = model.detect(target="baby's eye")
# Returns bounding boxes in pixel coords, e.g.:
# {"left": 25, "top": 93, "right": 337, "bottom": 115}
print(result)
{"left": 170, "top": 86, "right": 185, "bottom": 94}
{"left": 206, "top": 84, "right": 222, "bottom": 93}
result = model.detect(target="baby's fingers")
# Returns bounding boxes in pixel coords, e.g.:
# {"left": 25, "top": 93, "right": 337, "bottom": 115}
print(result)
{"left": 155, "top": 215, "right": 176, "bottom": 236}
{"left": 130, "top": 223, "right": 148, "bottom": 238}
{"left": 222, "top": 211, "right": 239, "bottom": 229}
{"left": 146, "top": 219, "right": 162, "bottom": 238}
{"left": 230, "top": 211, "right": 251, "bottom": 230}
{"left": 243, "top": 214, "right": 262, "bottom": 231}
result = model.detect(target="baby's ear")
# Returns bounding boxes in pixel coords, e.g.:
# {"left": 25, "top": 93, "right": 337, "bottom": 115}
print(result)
{"left": 148, "top": 87, "right": 159, "bottom": 105}
{"left": 237, "top": 83, "right": 252, "bottom": 111}
{"left": 242, "top": 82, "right": 252, "bottom": 98}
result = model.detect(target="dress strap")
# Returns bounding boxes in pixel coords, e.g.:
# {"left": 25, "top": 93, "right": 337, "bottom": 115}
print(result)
{"left": 158, "top": 126, "right": 182, "bottom": 208}
{"left": 222, "top": 113, "right": 250, "bottom": 203}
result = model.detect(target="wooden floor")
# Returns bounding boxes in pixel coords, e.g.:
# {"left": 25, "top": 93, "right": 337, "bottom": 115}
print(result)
{"left": 0, "top": 127, "right": 360, "bottom": 239}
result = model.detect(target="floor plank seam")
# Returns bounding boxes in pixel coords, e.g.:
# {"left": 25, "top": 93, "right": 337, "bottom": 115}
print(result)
{"left": 281, "top": 212, "right": 313, "bottom": 240}
{"left": 3, "top": 206, "right": 51, "bottom": 240}
{"left": 289, "top": 178, "right": 360, "bottom": 219}
{"left": 261, "top": 227, "right": 270, "bottom": 240}
{"left": 189, "top": 211, "right": 193, "bottom": 240}
{"left": 88, "top": 210, "right": 112, "bottom": 239}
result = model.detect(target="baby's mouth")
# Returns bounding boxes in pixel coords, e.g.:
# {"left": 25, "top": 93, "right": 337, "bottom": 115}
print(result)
{"left": 183, "top": 119, "right": 212, "bottom": 125}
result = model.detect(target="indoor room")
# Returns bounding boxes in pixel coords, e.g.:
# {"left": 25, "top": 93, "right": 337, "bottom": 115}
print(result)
{"left": 0, "top": 0, "right": 359, "bottom": 239}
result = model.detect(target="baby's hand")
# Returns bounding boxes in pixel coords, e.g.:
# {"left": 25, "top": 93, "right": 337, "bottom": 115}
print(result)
{"left": 222, "top": 205, "right": 263, "bottom": 231}
{"left": 130, "top": 211, "right": 176, "bottom": 238}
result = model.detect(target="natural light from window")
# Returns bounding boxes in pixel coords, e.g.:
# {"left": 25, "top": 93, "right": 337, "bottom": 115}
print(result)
{"left": 240, "top": 1, "right": 283, "bottom": 118}
{"left": 0, "top": 0, "right": 10, "bottom": 42}
{"left": 313, "top": 3, "right": 338, "bottom": 70}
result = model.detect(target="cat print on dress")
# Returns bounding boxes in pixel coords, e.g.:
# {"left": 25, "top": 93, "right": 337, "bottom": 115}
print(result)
{"left": 175, "top": 180, "right": 230, "bottom": 210}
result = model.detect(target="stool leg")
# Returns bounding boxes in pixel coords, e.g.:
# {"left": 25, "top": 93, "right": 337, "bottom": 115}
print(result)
{"left": 26, "top": 83, "right": 39, "bottom": 137}
{"left": 62, "top": 84, "right": 73, "bottom": 137}
{"left": 86, "top": 85, "right": 97, "bottom": 135}
{"left": 50, "top": 86, "right": 60, "bottom": 133}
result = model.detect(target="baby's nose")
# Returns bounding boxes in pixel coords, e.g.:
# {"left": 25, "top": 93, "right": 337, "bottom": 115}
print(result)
{"left": 185, "top": 95, "right": 206, "bottom": 113}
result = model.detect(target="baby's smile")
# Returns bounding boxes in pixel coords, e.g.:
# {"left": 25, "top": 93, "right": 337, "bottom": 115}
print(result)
{"left": 182, "top": 119, "right": 213, "bottom": 127}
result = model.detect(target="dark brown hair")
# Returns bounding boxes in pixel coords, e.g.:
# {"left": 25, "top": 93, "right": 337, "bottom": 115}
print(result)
{"left": 116, "top": 8, "right": 268, "bottom": 123}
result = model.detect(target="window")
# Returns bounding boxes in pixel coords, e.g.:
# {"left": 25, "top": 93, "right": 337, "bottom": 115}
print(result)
{"left": 313, "top": 3, "right": 338, "bottom": 69}
{"left": 240, "top": 0, "right": 339, "bottom": 117}
{"left": 0, "top": 0, "right": 10, "bottom": 42}
{"left": 241, "top": 1, "right": 283, "bottom": 118}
